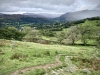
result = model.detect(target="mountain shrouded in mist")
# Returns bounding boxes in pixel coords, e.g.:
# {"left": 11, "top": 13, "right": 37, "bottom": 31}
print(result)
{"left": 57, "top": 10, "right": 100, "bottom": 22}
{"left": 0, "top": 0, "right": 100, "bottom": 24}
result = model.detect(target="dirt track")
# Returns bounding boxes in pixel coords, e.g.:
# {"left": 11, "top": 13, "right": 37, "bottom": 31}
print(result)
{"left": 10, "top": 55, "right": 62, "bottom": 75}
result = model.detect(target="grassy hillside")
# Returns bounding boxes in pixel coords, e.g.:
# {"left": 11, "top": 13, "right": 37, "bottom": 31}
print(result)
{"left": 81, "top": 19, "right": 100, "bottom": 26}
{"left": 0, "top": 39, "right": 99, "bottom": 75}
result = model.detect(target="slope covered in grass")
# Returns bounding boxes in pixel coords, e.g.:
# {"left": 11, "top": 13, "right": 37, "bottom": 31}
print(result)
{"left": 81, "top": 19, "right": 100, "bottom": 26}
{"left": 0, "top": 39, "right": 96, "bottom": 75}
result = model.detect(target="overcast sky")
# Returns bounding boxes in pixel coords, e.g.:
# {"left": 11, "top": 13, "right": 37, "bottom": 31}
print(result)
{"left": 0, "top": 0, "right": 100, "bottom": 14}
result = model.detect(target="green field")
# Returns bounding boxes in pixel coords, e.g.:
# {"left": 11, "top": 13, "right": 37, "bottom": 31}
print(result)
{"left": 0, "top": 39, "right": 99, "bottom": 75}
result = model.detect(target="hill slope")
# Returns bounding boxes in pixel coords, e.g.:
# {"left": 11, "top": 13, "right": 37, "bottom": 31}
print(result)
{"left": 0, "top": 14, "right": 53, "bottom": 27}
{"left": 57, "top": 10, "right": 100, "bottom": 22}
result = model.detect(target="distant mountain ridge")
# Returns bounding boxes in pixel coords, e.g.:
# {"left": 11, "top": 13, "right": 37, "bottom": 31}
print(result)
{"left": 0, "top": 14, "right": 54, "bottom": 28}
{"left": 1, "top": 4, "right": 100, "bottom": 25}
{"left": 56, "top": 10, "right": 100, "bottom": 22}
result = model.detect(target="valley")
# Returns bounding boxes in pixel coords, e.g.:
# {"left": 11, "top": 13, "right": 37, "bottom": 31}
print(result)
{"left": 0, "top": 2, "right": 100, "bottom": 74}
{"left": 0, "top": 16, "right": 100, "bottom": 75}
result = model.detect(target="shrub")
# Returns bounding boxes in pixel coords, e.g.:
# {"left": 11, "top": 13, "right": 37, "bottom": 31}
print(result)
{"left": 55, "top": 51, "right": 59, "bottom": 55}
{"left": 11, "top": 52, "right": 28, "bottom": 60}
{"left": 43, "top": 51, "right": 50, "bottom": 56}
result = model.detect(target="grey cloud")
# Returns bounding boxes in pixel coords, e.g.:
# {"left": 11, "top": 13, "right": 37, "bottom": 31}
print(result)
{"left": 0, "top": 0, "right": 76, "bottom": 13}
{"left": 86, "top": 0, "right": 100, "bottom": 3}
{"left": 0, "top": 0, "right": 99, "bottom": 14}
{"left": 23, "top": 0, "right": 75, "bottom": 6}
{"left": 0, "top": 0, "right": 75, "bottom": 6}
{"left": 84, "top": 0, "right": 100, "bottom": 5}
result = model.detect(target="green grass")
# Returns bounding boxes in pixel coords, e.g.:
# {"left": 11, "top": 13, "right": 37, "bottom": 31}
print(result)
{"left": 23, "top": 69, "right": 46, "bottom": 75}
{"left": 0, "top": 39, "right": 97, "bottom": 75}
{"left": 81, "top": 20, "right": 100, "bottom": 26}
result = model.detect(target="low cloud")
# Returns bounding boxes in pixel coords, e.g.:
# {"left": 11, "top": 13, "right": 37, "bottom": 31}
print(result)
{"left": 0, "top": 0, "right": 99, "bottom": 14}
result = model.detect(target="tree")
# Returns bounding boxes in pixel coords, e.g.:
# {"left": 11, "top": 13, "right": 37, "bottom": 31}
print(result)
{"left": 78, "top": 25, "right": 94, "bottom": 45}
{"left": 57, "top": 32, "right": 65, "bottom": 43}
{"left": 25, "top": 30, "right": 41, "bottom": 42}
{"left": 65, "top": 26, "right": 80, "bottom": 45}
{"left": 0, "top": 27, "right": 25, "bottom": 40}
{"left": 21, "top": 27, "right": 32, "bottom": 34}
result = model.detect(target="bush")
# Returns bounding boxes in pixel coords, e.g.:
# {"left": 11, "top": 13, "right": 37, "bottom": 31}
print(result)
{"left": 11, "top": 52, "right": 28, "bottom": 60}
{"left": 55, "top": 51, "right": 59, "bottom": 55}
{"left": 43, "top": 51, "right": 50, "bottom": 56}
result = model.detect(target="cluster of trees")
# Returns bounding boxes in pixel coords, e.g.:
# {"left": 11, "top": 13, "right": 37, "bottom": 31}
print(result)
{"left": 22, "top": 22, "right": 100, "bottom": 48}
{"left": 0, "top": 25, "right": 99, "bottom": 49}
{"left": 57, "top": 24, "right": 100, "bottom": 47}
{"left": 87, "top": 17, "right": 100, "bottom": 21}
{"left": 0, "top": 16, "right": 100, "bottom": 48}
{"left": 0, "top": 27, "right": 25, "bottom": 40}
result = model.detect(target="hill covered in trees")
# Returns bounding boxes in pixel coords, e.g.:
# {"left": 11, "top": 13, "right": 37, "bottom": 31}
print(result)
{"left": 0, "top": 10, "right": 100, "bottom": 28}
{"left": 0, "top": 14, "right": 54, "bottom": 28}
